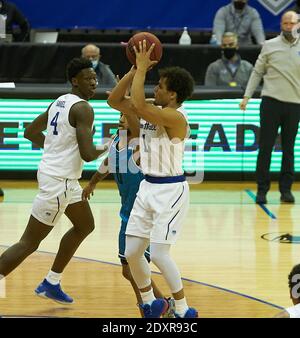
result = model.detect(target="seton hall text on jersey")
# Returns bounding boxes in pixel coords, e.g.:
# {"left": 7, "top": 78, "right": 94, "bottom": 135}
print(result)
{"left": 56, "top": 100, "right": 66, "bottom": 108}
{"left": 140, "top": 122, "right": 157, "bottom": 131}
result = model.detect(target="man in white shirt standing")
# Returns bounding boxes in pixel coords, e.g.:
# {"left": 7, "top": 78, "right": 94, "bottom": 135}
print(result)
{"left": 240, "top": 11, "right": 300, "bottom": 204}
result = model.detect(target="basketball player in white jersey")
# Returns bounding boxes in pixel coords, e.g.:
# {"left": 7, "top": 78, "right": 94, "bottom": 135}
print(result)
{"left": 0, "top": 57, "right": 108, "bottom": 305}
{"left": 107, "top": 41, "right": 198, "bottom": 318}
{"left": 274, "top": 264, "right": 300, "bottom": 318}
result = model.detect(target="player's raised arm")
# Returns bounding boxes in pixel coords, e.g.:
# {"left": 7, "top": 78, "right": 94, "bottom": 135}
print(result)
{"left": 107, "top": 68, "right": 140, "bottom": 136}
{"left": 131, "top": 41, "right": 188, "bottom": 131}
{"left": 107, "top": 67, "right": 137, "bottom": 114}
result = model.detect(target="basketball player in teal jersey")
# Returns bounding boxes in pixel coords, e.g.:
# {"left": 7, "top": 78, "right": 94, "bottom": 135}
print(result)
{"left": 82, "top": 113, "right": 175, "bottom": 317}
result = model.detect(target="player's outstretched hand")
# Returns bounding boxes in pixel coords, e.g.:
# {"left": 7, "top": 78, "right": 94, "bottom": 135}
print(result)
{"left": 133, "top": 40, "right": 158, "bottom": 71}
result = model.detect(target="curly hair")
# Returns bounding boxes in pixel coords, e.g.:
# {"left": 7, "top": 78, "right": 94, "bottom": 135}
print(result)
{"left": 66, "top": 57, "right": 93, "bottom": 83}
{"left": 158, "top": 67, "right": 194, "bottom": 104}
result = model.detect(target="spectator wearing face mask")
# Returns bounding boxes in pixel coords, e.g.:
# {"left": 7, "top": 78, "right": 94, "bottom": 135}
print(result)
{"left": 81, "top": 44, "right": 117, "bottom": 87}
{"left": 211, "top": 0, "right": 265, "bottom": 46}
{"left": 205, "top": 32, "right": 253, "bottom": 87}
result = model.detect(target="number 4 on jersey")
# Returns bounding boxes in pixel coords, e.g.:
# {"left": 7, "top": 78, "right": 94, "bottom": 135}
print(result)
{"left": 50, "top": 112, "right": 60, "bottom": 135}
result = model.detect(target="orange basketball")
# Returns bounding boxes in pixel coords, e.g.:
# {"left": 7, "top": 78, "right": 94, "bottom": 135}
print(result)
{"left": 126, "top": 32, "right": 163, "bottom": 66}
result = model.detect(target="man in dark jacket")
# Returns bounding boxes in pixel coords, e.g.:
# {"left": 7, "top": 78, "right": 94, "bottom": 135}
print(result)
{"left": 81, "top": 44, "right": 117, "bottom": 87}
{"left": 0, "top": 0, "right": 30, "bottom": 41}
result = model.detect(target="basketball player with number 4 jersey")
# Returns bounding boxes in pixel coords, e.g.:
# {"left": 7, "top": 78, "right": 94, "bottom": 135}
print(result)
{"left": 107, "top": 40, "right": 198, "bottom": 318}
{"left": 0, "top": 58, "right": 109, "bottom": 306}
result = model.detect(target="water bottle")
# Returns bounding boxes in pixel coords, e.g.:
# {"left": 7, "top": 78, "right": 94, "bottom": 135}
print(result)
{"left": 179, "top": 27, "right": 191, "bottom": 45}
{"left": 210, "top": 34, "right": 218, "bottom": 45}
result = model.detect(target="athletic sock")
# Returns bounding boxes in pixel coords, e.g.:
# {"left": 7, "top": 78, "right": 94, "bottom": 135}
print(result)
{"left": 175, "top": 297, "right": 189, "bottom": 317}
{"left": 140, "top": 288, "right": 156, "bottom": 305}
{"left": 45, "top": 270, "right": 61, "bottom": 285}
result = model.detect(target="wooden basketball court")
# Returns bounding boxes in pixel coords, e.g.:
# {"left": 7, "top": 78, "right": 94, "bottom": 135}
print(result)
{"left": 1, "top": 180, "right": 298, "bottom": 318}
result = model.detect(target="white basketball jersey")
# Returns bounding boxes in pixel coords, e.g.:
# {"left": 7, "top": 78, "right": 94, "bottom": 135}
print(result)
{"left": 39, "top": 93, "right": 89, "bottom": 179}
{"left": 139, "top": 105, "right": 189, "bottom": 177}
{"left": 286, "top": 303, "right": 300, "bottom": 318}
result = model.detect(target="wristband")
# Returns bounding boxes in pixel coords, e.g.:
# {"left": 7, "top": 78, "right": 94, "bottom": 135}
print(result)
{"left": 96, "top": 143, "right": 109, "bottom": 151}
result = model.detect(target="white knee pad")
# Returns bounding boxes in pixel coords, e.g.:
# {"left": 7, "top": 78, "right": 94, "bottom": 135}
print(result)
{"left": 125, "top": 235, "right": 151, "bottom": 289}
{"left": 125, "top": 235, "right": 149, "bottom": 261}
{"left": 150, "top": 243, "right": 183, "bottom": 294}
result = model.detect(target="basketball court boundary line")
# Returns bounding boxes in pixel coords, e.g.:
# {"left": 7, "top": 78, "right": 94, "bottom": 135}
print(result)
{"left": 0, "top": 245, "right": 284, "bottom": 313}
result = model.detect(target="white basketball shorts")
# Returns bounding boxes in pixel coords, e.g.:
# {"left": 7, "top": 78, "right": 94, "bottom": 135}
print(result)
{"left": 31, "top": 171, "right": 83, "bottom": 226}
{"left": 126, "top": 179, "right": 189, "bottom": 244}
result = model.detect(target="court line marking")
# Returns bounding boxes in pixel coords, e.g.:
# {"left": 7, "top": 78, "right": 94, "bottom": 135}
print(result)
{"left": 0, "top": 244, "right": 283, "bottom": 312}
{"left": 245, "top": 189, "right": 277, "bottom": 220}
{"left": 1, "top": 199, "right": 266, "bottom": 205}
{"left": 1, "top": 189, "right": 270, "bottom": 205}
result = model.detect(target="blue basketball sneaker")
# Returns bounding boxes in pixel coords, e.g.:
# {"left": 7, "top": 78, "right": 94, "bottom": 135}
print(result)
{"left": 35, "top": 279, "right": 73, "bottom": 305}
{"left": 141, "top": 298, "right": 169, "bottom": 318}
{"left": 175, "top": 307, "right": 198, "bottom": 318}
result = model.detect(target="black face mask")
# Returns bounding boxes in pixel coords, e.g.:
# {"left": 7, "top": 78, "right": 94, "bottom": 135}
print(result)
{"left": 222, "top": 48, "right": 237, "bottom": 60}
{"left": 234, "top": 1, "right": 246, "bottom": 10}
